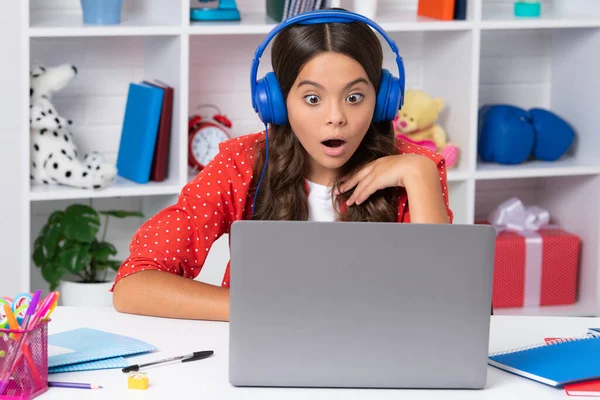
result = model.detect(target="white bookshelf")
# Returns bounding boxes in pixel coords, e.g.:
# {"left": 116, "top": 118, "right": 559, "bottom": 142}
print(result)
{"left": 12, "top": 0, "right": 600, "bottom": 316}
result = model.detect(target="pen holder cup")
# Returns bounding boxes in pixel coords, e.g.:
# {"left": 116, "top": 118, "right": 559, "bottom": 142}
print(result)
{"left": 0, "top": 322, "right": 49, "bottom": 400}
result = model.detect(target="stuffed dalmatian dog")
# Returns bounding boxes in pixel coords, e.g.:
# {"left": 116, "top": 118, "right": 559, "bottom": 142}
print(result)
{"left": 30, "top": 64, "right": 117, "bottom": 189}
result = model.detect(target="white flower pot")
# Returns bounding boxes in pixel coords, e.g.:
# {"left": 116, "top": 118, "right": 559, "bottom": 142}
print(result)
{"left": 58, "top": 280, "right": 114, "bottom": 307}
{"left": 353, "top": 0, "right": 378, "bottom": 20}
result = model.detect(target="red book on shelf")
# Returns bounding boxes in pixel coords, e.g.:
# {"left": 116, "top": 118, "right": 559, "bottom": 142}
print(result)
{"left": 417, "top": 0, "right": 456, "bottom": 21}
{"left": 143, "top": 80, "right": 173, "bottom": 182}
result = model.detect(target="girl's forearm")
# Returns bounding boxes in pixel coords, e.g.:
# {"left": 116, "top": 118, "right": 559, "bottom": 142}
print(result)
{"left": 112, "top": 270, "right": 230, "bottom": 321}
{"left": 404, "top": 161, "right": 450, "bottom": 224}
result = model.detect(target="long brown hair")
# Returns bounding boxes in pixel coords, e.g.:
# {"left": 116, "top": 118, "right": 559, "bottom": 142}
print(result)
{"left": 250, "top": 14, "right": 399, "bottom": 222}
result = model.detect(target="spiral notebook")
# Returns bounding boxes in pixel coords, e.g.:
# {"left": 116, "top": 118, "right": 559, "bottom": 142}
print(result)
{"left": 488, "top": 334, "right": 600, "bottom": 387}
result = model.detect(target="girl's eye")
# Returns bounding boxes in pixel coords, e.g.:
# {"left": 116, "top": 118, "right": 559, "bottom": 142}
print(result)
{"left": 347, "top": 93, "right": 363, "bottom": 103}
{"left": 304, "top": 95, "right": 320, "bottom": 105}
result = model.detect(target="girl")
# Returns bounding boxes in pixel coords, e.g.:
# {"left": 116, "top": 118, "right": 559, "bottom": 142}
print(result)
{"left": 112, "top": 9, "right": 453, "bottom": 321}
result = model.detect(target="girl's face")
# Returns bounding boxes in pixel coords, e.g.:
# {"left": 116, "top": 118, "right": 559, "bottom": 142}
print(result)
{"left": 286, "top": 51, "right": 376, "bottom": 185}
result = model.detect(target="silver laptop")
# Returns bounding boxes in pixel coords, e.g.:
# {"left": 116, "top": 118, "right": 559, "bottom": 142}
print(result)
{"left": 229, "top": 221, "right": 496, "bottom": 389}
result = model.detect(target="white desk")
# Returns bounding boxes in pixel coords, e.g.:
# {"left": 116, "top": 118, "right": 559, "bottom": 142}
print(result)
{"left": 37, "top": 307, "right": 597, "bottom": 399}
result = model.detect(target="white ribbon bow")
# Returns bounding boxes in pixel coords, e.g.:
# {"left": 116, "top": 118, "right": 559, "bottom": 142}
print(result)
{"left": 488, "top": 197, "right": 551, "bottom": 233}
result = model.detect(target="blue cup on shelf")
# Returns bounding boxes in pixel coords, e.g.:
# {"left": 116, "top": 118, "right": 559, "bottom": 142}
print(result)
{"left": 80, "top": 0, "right": 124, "bottom": 25}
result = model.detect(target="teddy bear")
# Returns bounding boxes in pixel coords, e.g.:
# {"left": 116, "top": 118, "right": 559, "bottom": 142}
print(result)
{"left": 393, "top": 90, "right": 460, "bottom": 169}
{"left": 29, "top": 63, "right": 117, "bottom": 189}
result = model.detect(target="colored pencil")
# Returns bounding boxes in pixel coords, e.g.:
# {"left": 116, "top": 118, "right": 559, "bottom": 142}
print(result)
{"left": 48, "top": 381, "right": 102, "bottom": 389}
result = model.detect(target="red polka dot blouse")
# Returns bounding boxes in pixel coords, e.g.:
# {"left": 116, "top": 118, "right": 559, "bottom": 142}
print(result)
{"left": 112, "top": 131, "right": 453, "bottom": 290}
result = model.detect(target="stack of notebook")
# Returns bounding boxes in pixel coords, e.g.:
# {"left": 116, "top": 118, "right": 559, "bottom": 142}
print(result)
{"left": 47, "top": 328, "right": 157, "bottom": 374}
{"left": 116, "top": 80, "right": 174, "bottom": 184}
{"left": 489, "top": 328, "right": 600, "bottom": 396}
{"left": 266, "top": 0, "right": 329, "bottom": 22}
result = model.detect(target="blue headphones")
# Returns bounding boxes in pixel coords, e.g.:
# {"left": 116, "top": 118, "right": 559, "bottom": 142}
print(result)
{"left": 250, "top": 9, "right": 406, "bottom": 215}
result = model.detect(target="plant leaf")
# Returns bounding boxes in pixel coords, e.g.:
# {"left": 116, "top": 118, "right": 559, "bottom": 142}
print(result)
{"left": 63, "top": 204, "right": 100, "bottom": 243}
{"left": 94, "top": 260, "right": 121, "bottom": 272}
{"left": 100, "top": 210, "right": 145, "bottom": 218}
{"left": 32, "top": 211, "right": 64, "bottom": 266}
{"left": 42, "top": 262, "right": 65, "bottom": 292}
{"left": 60, "top": 242, "right": 92, "bottom": 275}
{"left": 91, "top": 241, "right": 117, "bottom": 262}
{"left": 106, "top": 260, "right": 123, "bottom": 271}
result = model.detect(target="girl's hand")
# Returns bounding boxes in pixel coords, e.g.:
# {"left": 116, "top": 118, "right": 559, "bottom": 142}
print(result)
{"left": 336, "top": 154, "right": 438, "bottom": 206}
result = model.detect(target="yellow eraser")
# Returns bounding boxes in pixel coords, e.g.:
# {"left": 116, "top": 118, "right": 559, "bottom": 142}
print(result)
{"left": 127, "top": 371, "right": 149, "bottom": 390}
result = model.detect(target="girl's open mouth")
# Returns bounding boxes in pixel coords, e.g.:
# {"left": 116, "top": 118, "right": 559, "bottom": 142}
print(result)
{"left": 321, "top": 138, "right": 346, "bottom": 156}
{"left": 322, "top": 139, "right": 345, "bottom": 148}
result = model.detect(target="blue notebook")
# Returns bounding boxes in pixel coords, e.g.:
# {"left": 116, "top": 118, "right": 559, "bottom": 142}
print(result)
{"left": 48, "top": 328, "right": 157, "bottom": 368}
{"left": 116, "top": 82, "right": 164, "bottom": 184}
{"left": 488, "top": 335, "right": 600, "bottom": 387}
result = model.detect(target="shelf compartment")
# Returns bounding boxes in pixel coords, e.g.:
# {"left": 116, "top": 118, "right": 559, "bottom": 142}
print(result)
{"left": 189, "top": 29, "right": 477, "bottom": 174}
{"left": 477, "top": 27, "right": 600, "bottom": 176}
{"left": 29, "top": 0, "right": 182, "bottom": 37}
{"left": 408, "top": 29, "right": 476, "bottom": 173}
{"left": 482, "top": 0, "right": 600, "bottom": 29}
{"left": 29, "top": 194, "right": 178, "bottom": 290}
{"left": 475, "top": 175, "right": 600, "bottom": 317}
{"left": 29, "top": 34, "right": 184, "bottom": 200}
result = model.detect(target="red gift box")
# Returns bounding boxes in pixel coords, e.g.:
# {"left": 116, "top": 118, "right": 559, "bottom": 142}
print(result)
{"left": 479, "top": 197, "right": 581, "bottom": 309}
{"left": 491, "top": 227, "right": 580, "bottom": 308}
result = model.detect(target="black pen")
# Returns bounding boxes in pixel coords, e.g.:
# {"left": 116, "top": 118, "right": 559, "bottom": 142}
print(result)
{"left": 122, "top": 350, "right": 214, "bottom": 373}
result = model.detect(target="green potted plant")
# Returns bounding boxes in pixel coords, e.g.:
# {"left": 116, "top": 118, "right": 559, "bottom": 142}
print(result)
{"left": 33, "top": 203, "right": 144, "bottom": 307}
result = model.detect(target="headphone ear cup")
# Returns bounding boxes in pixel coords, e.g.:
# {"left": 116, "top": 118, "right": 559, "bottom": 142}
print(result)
{"left": 374, "top": 69, "right": 402, "bottom": 123}
{"left": 385, "top": 76, "right": 402, "bottom": 122}
{"left": 255, "top": 72, "right": 287, "bottom": 126}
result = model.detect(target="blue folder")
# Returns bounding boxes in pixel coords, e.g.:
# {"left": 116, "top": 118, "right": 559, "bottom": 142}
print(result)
{"left": 49, "top": 357, "right": 128, "bottom": 374}
{"left": 116, "top": 82, "right": 164, "bottom": 184}
{"left": 489, "top": 335, "right": 600, "bottom": 387}
{"left": 48, "top": 328, "right": 157, "bottom": 368}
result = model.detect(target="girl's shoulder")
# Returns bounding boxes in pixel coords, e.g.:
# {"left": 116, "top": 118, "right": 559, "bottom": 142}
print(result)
{"left": 218, "top": 131, "right": 266, "bottom": 155}
{"left": 395, "top": 137, "right": 444, "bottom": 165}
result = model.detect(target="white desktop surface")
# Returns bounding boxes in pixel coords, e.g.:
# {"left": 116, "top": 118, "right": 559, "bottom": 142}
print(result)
{"left": 37, "top": 307, "right": 597, "bottom": 399}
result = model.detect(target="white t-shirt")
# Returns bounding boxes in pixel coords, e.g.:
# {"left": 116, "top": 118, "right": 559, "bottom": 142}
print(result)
{"left": 306, "top": 180, "right": 336, "bottom": 222}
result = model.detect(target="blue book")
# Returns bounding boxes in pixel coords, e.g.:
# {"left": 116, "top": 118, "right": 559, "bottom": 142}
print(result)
{"left": 488, "top": 335, "right": 600, "bottom": 387}
{"left": 116, "top": 82, "right": 164, "bottom": 184}
{"left": 453, "top": 0, "right": 467, "bottom": 20}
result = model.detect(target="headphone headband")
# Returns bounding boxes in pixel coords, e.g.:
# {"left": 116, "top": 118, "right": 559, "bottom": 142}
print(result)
{"left": 250, "top": 9, "right": 405, "bottom": 113}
